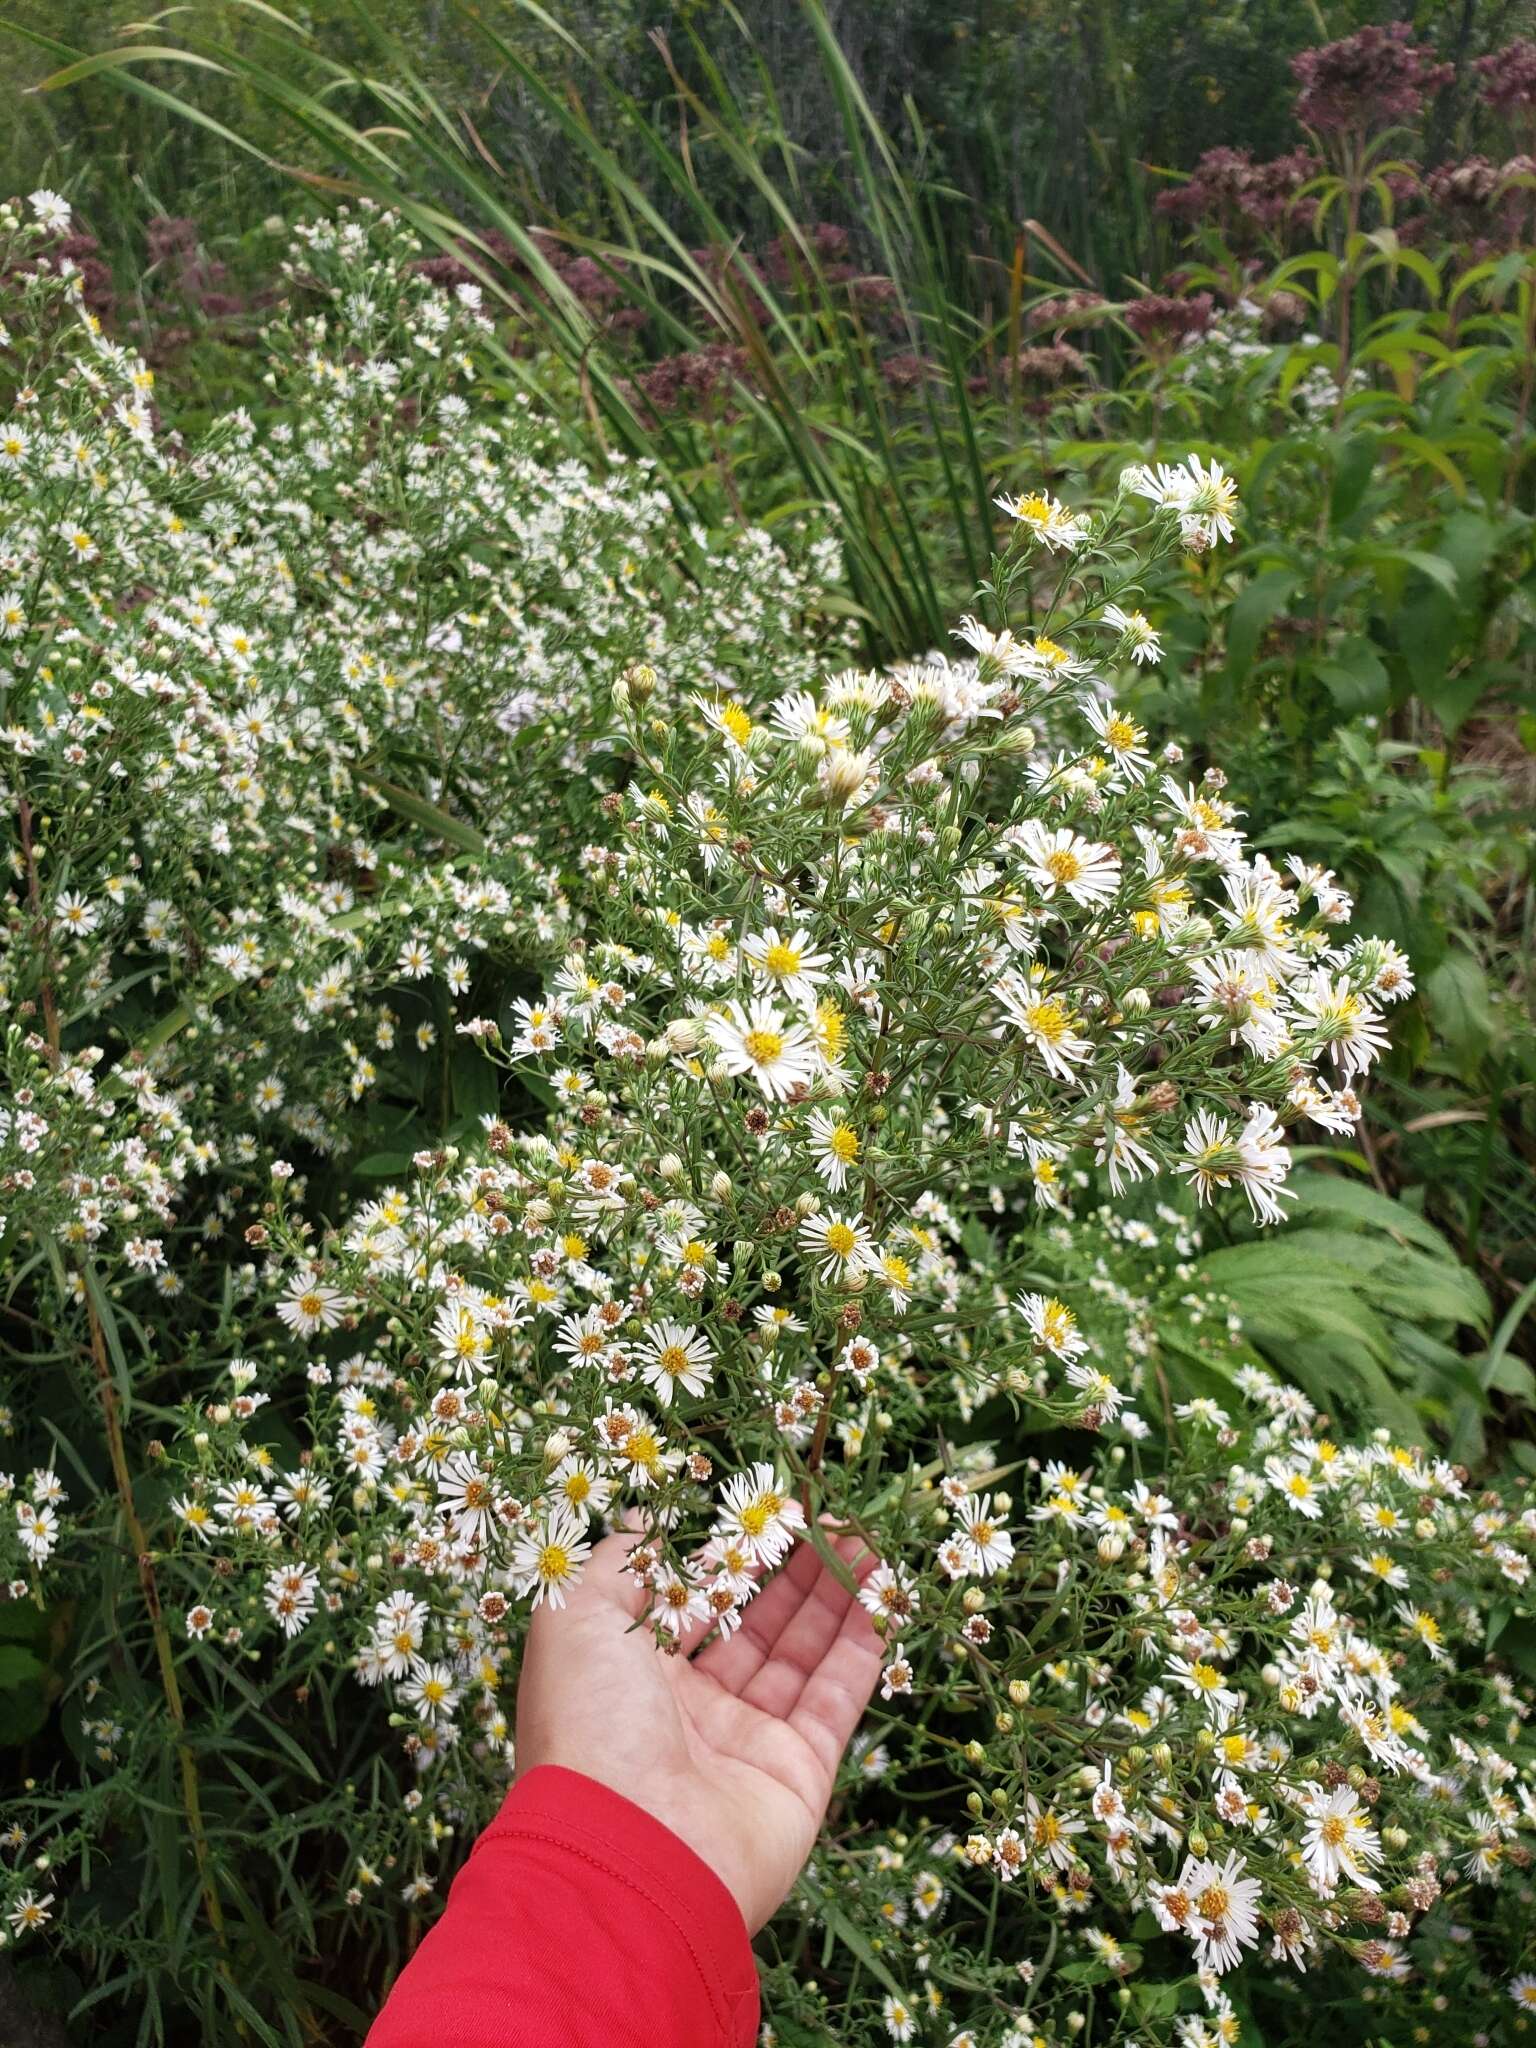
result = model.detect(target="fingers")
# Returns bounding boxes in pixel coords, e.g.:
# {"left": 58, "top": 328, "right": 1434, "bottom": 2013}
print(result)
{"left": 690, "top": 1539, "right": 821, "bottom": 1685}
{"left": 785, "top": 1591, "right": 884, "bottom": 1779}
{"left": 694, "top": 1533, "right": 877, "bottom": 1712}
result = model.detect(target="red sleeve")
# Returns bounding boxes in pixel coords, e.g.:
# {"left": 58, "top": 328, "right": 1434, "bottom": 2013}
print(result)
{"left": 364, "top": 1764, "right": 760, "bottom": 2048}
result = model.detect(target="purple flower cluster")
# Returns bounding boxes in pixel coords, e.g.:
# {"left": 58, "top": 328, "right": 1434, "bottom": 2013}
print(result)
{"left": 1290, "top": 21, "right": 1453, "bottom": 137}
{"left": 1476, "top": 37, "right": 1536, "bottom": 116}
{"left": 1155, "top": 146, "right": 1318, "bottom": 244}
{"left": 1122, "top": 292, "right": 1215, "bottom": 354}
{"left": 625, "top": 342, "right": 752, "bottom": 418}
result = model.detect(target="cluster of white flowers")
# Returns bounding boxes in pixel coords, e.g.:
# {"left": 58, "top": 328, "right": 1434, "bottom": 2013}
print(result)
{"left": 0, "top": 191, "right": 842, "bottom": 1310}
{"left": 1174, "top": 297, "right": 1367, "bottom": 421}
{"left": 1, "top": 192, "right": 1531, "bottom": 2046}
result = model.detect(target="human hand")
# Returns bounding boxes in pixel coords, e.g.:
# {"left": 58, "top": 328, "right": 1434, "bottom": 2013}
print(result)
{"left": 515, "top": 1527, "right": 884, "bottom": 1933}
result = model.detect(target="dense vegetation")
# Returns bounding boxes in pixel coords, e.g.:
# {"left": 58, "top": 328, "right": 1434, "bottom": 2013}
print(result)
{"left": 1, "top": 4, "right": 1534, "bottom": 2044}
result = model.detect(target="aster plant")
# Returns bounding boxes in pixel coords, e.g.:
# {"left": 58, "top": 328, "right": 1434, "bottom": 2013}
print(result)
{"left": 1, "top": 194, "right": 1533, "bottom": 2048}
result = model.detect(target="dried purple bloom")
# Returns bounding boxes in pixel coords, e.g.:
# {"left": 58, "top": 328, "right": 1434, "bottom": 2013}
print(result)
{"left": 1476, "top": 38, "right": 1536, "bottom": 115}
{"left": 1012, "top": 342, "right": 1088, "bottom": 387}
{"left": 1291, "top": 21, "right": 1453, "bottom": 136}
{"left": 628, "top": 344, "right": 751, "bottom": 418}
{"left": 1028, "top": 290, "right": 1114, "bottom": 333}
{"left": 1122, "top": 292, "right": 1214, "bottom": 354}
{"left": 1426, "top": 153, "right": 1536, "bottom": 251}
{"left": 559, "top": 256, "right": 624, "bottom": 308}
{"left": 1258, "top": 289, "right": 1308, "bottom": 337}
{"left": 56, "top": 232, "right": 114, "bottom": 316}
{"left": 879, "top": 351, "right": 933, "bottom": 390}
{"left": 1155, "top": 146, "right": 1319, "bottom": 242}
{"left": 144, "top": 216, "right": 200, "bottom": 262}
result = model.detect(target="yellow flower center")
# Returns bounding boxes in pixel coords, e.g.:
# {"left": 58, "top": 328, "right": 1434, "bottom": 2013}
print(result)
{"left": 627, "top": 1429, "right": 660, "bottom": 1469}
{"left": 1024, "top": 999, "right": 1070, "bottom": 1042}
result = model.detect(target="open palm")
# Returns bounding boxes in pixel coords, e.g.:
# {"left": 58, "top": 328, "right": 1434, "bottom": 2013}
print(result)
{"left": 516, "top": 1528, "right": 884, "bottom": 1932}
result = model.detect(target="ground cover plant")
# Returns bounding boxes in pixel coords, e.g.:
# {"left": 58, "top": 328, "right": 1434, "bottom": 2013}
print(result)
{"left": 1, "top": 194, "right": 1535, "bottom": 2047}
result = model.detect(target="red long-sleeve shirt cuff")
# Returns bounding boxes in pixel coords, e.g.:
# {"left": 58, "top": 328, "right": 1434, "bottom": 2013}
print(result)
{"left": 365, "top": 1764, "right": 760, "bottom": 2048}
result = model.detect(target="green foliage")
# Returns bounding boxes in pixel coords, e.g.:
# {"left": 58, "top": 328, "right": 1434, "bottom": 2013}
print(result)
{"left": 1, "top": 4, "right": 1535, "bottom": 2039}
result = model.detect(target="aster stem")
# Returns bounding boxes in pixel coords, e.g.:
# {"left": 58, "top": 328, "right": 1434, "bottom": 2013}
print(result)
{"left": 82, "top": 1294, "right": 230, "bottom": 1958}
{"left": 21, "top": 790, "right": 232, "bottom": 1971}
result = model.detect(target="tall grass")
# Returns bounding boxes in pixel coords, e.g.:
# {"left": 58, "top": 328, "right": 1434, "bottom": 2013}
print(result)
{"left": 13, "top": 0, "right": 1123, "bottom": 655}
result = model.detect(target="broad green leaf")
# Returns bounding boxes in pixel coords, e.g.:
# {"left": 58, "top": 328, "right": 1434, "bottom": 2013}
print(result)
{"left": 1315, "top": 641, "right": 1389, "bottom": 715}
{"left": 1424, "top": 954, "right": 1496, "bottom": 1067}
{"left": 1329, "top": 434, "right": 1377, "bottom": 524}
{"left": 1224, "top": 569, "right": 1298, "bottom": 684}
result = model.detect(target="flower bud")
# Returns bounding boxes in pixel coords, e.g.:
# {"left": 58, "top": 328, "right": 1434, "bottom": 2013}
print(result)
{"left": 993, "top": 722, "right": 1036, "bottom": 755}
{"left": 657, "top": 1152, "right": 684, "bottom": 1182}
{"left": 711, "top": 1172, "right": 734, "bottom": 1204}
{"left": 621, "top": 660, "right": 656, "bottom": 707}
{"left": 665, "top": 1017, "right": 700, "bottom": 1055}
{"left": 822, "top": 748, "right": 871, "bottom": 805}
{"left": 1008, "top": 1679, "right": 1031, "bottom": 1706}
{"left": 1121, "top": 987, "right": 1151, "bottom": 1015}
